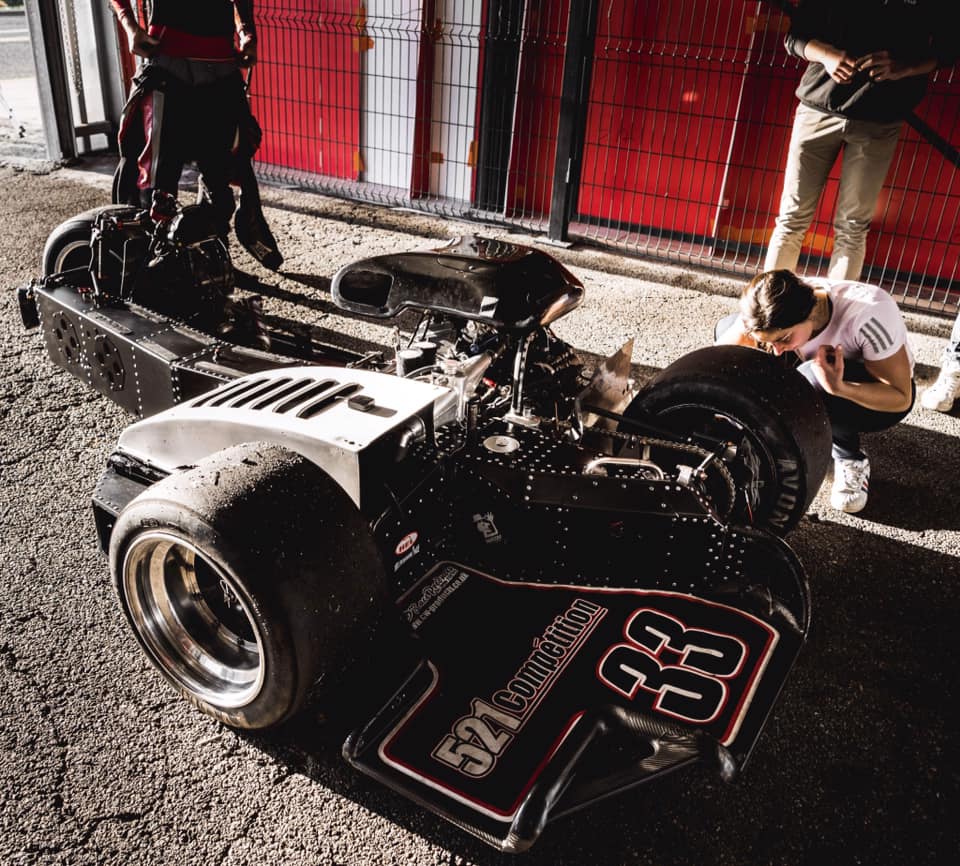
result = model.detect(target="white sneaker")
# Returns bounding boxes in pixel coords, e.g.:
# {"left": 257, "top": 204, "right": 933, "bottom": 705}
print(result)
{"left": 831, "top": 456, "right": 870, "bottom": 513}
{"left": 921, "top": 358, "right": 960, "bottom": 412}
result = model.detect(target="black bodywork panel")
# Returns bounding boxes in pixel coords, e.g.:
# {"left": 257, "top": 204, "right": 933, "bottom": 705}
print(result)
{"left": 332, "top": 235, "right": 584, "bottom": 331}
{"left": 345, "top": 553, "right": 804, "bottom": 852}
{"left": 25, "top": 279, "right": 346, "bottom": 418}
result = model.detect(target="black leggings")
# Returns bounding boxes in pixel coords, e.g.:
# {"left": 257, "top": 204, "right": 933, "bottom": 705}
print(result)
{"left": 714, "top": 313, "right": 914, "bottom": 460}
{"left": 795, "top": 359, "right": 914, "bottom": 460}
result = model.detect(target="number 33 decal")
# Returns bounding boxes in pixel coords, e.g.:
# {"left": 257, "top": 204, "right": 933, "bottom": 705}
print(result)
{"left": 598, "top": 609, "right": 746, "bottom": 723}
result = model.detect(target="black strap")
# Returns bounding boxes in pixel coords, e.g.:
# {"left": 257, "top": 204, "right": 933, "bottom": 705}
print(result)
{"left": 904, "top": 113, "right": 960, "bottom": 169}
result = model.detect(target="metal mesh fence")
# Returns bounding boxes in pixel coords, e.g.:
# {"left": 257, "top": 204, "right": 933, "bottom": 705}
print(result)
{"left": 246, "top": 1, "right": 959, "bottom": 314}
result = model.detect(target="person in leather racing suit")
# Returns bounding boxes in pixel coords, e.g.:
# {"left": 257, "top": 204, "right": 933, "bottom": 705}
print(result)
{"left": 108, "top": 0, "right": 281, "bottom": 270}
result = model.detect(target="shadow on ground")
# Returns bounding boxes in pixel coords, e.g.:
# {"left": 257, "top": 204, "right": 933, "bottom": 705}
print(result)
{"left": 241, "top": 519, "right": 959, "bottom": 866}
{"left": 251, "top": 271, "right": 332, "bottom": 308}
{"left": 842, "top": 419, "right": 960, "bottom": 531}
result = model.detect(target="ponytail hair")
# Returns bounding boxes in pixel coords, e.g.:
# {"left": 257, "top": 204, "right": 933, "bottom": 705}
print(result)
{"left": 739, "top": 270, "right": 816, "bottom": 333}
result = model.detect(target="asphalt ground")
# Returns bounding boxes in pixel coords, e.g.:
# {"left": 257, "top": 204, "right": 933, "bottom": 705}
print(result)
{"left": 1, "top": 162, "right": 958, "bottom": 865}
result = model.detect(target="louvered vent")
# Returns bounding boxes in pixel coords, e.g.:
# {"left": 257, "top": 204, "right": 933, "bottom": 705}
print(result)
{"left": 191, "top": 374, "right": 371, "bottom": 419}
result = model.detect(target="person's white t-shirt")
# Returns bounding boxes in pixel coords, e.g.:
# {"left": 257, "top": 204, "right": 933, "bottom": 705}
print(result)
{"left": 799, "top": 279, "right": 914, "bottom": 372}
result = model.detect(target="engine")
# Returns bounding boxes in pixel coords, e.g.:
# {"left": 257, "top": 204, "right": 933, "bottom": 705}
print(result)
{"left": 393, "top": 315, "right": 586, "bottom": 431}
{"left": 329, "top": 235, "right": 592, "bottom": 432}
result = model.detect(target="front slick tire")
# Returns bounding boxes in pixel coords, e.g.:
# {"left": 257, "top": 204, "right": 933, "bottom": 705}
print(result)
{"left": 109, "top": 442, "right": 390, "bottom": 730}
{"left": 623, "top": 345, "right": 831, "bottom": 535}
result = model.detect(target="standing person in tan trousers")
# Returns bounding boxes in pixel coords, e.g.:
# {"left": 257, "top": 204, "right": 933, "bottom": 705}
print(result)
{"left": 764, "top": 0, "right": 957, "bottom": 282}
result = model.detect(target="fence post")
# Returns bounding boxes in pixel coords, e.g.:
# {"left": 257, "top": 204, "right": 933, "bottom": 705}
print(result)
{"left": 475, "top": 0, "right": 526, "bottom": 214}
{"left": 547, "top": 0, "right": 598, "bottom": 243}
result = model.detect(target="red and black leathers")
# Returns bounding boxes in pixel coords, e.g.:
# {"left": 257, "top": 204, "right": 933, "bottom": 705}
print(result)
{"left": 108, "top": 0, "right": 255, "bottom": 59}
{"left": 109, "top": 0, "right": 281, "bottom": 269}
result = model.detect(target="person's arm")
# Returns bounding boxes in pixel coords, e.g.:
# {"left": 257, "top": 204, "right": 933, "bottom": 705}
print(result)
{"left": 854, "top": 4, "right": 958, "bottom": 83}
{"left": 107, "top": 1, "right": 158, "bottom": 57}
{"left": 783, "top": 0, "right": 854, "bottom": 76}
{"left": 810, "top": 344, "right": 914, "bottom": 412}
{"left": 234, "top": 1, "right": 257, "bottom": 67}
{"left": 801, "top": 39, "right": 859, "bottom": 83}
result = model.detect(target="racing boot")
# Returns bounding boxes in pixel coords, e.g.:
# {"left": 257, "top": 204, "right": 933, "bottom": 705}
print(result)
{"left": 233, "top": 162, "right": 283, "bottom": 271}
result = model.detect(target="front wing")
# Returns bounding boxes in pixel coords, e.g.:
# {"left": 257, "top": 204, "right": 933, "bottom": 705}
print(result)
{"left": 345, "top": 559, "right": 804, "bottom": 852}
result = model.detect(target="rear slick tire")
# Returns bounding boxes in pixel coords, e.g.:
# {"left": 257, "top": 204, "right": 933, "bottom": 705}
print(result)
{"left": 109, "top": 441, "right": 391, "bottom": 730}
{"left": 622, "top": 345, "right": 832, "bottom": 535}
{"left": 42, "top": 205, "right": 136, "bottom": 276}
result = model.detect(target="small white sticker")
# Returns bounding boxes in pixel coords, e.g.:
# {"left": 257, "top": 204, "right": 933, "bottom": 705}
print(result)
{"left": 473, "top": 512, "right": 502, "bottom": 544}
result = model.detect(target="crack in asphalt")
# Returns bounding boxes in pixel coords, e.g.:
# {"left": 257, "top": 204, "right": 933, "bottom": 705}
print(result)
{"left": 0, "top": 641, "right": 73, "bottom": 855}
{"left": 213, "top": 768, "right": 295, "bottom": 866}
{"left": 0, "top": 636, "right": 175, "bottom": 862}
{"left": 23, "top": 812, "right": 145, "bottom": 857}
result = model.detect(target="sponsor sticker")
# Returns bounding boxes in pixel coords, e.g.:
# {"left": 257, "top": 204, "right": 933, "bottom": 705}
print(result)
{"left": 472, "top": 512, "right": 501, "bottom": 544}
{"left": 395, "top": 531, "right": 419, "bottom": 557}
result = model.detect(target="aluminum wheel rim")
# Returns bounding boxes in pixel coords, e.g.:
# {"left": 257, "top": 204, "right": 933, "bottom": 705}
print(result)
{"left": 122, "top": 532, "right": 264, "bottom": 708}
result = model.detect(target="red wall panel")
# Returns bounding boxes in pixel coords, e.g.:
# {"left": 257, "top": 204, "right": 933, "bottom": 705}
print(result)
{"left": 577, "top": 1, "right": 749, "bottom": 241}
{"left": 504, "top": 1, "right": 569, "bottom": 220}
{"left": 253, "top": 2, "right": 361, "bottom": 181}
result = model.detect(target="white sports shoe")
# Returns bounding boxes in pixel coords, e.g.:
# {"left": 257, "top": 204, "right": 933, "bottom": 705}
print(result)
{"left": 921, "top": 358, "right": 960, "bottom": 412}
{"left": 831, "top": 456, "right": 870, "bottom": 513}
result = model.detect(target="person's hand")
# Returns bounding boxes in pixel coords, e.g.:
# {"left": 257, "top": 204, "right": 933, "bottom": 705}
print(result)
{"left": 821, "top": 49, "right": 858, "bottom": 83}
{"left": 122, "top": 20, "right": 159, "bottom": 58}
{"left": 238, "top": 30, "right": 258, "bottom": 67}
{"left": 856, "top": 51, "right": 905, "bottom": 82}
{"left": 811, "top": 344, "right": 845, "bottom": 394}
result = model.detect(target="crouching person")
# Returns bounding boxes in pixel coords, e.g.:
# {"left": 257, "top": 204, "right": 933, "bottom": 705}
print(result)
{"left": 717, "top": 270, "right": 915, "bottom": 514}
